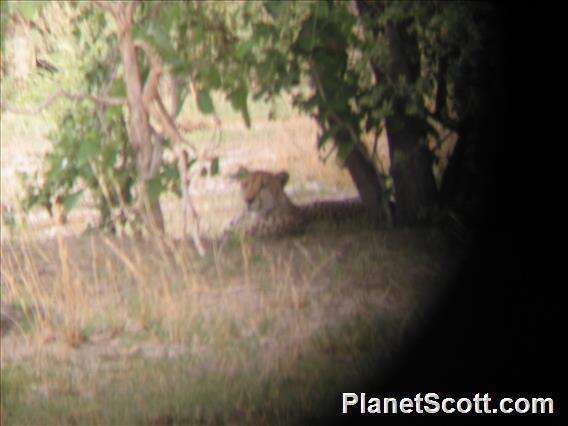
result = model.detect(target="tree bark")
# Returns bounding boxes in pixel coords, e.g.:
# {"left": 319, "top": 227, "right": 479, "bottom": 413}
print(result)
{"left": 354, "top": 1, "right": 438, "bottom": 226}
{"left": 383, "top": 21, "right": 438, "bottom": 226}
{"left": 386, "top": 116, "right": 437, "bottom": 226}
{"left": 115, "top": 6, "right": 164, "bottom": 233}
{"left": 342, "top": 138, "right": 393, "bottom": 227}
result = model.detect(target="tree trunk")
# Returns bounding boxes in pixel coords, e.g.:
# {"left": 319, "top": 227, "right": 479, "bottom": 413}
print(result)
{"left": 441, "top": 9, "right": 505, "bottom": 228}
{"left": 386, "top": 116, "right": 437, "bottom": 226}
{"left": 439, "top": 116, "right": 473, "bottom": 210}
{"left": 354, "top": 2, "right": 438, "bottom": 226}
{"left": 383, "top": 21, "right": 438, "bottom": 226}
{"left": 343, "top": 140, "right": 393, "bottom": 227}
{"left": 117, "top": 15, "right": 164, "bottom": 233}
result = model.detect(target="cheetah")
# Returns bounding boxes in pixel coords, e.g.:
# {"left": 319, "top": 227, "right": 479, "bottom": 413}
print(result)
{"left": 227, "top": 166, "right": 365, "bottom": 237}
{"left": 229, "top": 167, "right": 296, "bottom": 216}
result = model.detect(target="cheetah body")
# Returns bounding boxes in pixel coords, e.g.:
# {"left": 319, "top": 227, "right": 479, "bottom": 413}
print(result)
{"left": 227, "top": 167, "right": 365, "bottom": 237}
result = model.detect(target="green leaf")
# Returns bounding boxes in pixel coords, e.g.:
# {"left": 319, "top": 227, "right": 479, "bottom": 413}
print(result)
{"left": 337, "top": 140, "right": 354, "bottom": 163}
{"left": 199, "top": 66, "right": 221, "bottom": 89}
{"left": 191, "top": 25, "right": 203, "bottom": 45}
{"left": 142, "top": 21, "right": 178, "bottom": 64}
{"left": 197, "top": 90, "right": 215, "bottom": 114}
{"left": 109, "top": 80, "right": 126, "bottom": 98}
{"left": 230, "top": 85, "right": 250, "bottom": 127}
{"left": 230, "top": 91, "right": 242, "bottom": 111}
{"left": 14, "top": 2, "right": 43, "bottom": 20}
{"left": 313, "top": 2, "right": 329, "bottom": 20}
{"left": 78, "top": 136, "right": 100, "bottom": 165}
{"left": 318, "top": 126, "right": 338, "bottom": 149}
{"left": 235, "top": 40, "right": 253, "bottom": 60}
{"left": 174, "top": 86, "right": 188, "bottom": 117}
{"left": 162, "top": 163, "right": 179, "bottom": 180}
{"left": 172, "top": 58, "right": 191, "bottom": 75}
{"left": 241, "top": 106, "right": 251, "bottom": 128}
{"left": 61, "top": 190, "right": 84, "bottom": 213}
{"left": 101, "top": 145, "right": 118, "bottom": 170}
{"left": 296, "top": 20, "right": 317, "bottom": 53}
{"left": 264, "top": 1, "right": 286, "bottom": 19}
{"left": 146, "top": 177, "right": 163, "bottom": 203}
{"left": 210, "top": 157, "right": 220, "bottom": 175}
{"left": 156, "top": 2, "right": 178, "bottom": 32}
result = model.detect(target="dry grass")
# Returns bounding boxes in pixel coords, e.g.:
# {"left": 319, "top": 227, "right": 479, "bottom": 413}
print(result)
{"left": 1, "top": 225, "right": 460, "bottom": 424}
{"left": 1, "top": 93, "right": 462, "bottom": 424}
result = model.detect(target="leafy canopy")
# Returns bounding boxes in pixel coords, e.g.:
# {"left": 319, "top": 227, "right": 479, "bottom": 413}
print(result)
{"left": 2, "top": 1, "right": 492, "bottom": 227}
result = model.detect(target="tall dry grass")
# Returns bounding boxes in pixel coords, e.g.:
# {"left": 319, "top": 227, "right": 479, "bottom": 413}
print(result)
{"left": 1, "top": 219, "right": 459, "bottom": 424}
{"left": 1, "top": 89, "right": 460, "bottom": 424}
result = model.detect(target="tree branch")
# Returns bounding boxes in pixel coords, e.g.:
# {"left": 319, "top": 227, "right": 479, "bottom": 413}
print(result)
{"left": 125, "top": 1, "right": 136, "bottom": 22}
{"left": 132, "top": 38, "right": 205, "bottom": 254}
{"left": 434, "top": 56, "right": 448, "bottom": 118}
{"left": 133, "top": 39, "right": 198, "bottom": 154}
{"left": 426, "top": 111, "right": 459, "bottom": 135}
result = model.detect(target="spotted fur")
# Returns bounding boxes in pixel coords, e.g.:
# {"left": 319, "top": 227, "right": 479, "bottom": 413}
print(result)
{"left": 227, "top": 167, "right": 365, "bottom": 237}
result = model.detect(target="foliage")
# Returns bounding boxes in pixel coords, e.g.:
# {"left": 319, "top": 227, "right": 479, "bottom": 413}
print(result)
{"left": 5, "top": 2, "right": 244, "bottom": 230}
{"left": 1, "top": 1, "right": 47, "bottom": 52}
{"left": 133, "top": 1, "right": 259, "bottom": 126}
{"left": 20, "top": 103, "right": 138, "bottom": 229}
{"left": 240, "top": 1, "right": 495, "bottom": 162}
{"left": 2, "top": 1, "right": 498, "bottom": 228}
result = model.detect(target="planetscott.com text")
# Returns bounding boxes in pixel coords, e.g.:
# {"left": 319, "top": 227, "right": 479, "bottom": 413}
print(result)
{"left": 341, "top": 393, "right": 555, "bottom": 415}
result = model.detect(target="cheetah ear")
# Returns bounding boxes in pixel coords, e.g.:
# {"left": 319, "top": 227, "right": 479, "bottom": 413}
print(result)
{"left": 276, "top": 171, "right": 289, "bottom": 187}
{"left": 230, "top": 166, "right": 249, "bottom": 181}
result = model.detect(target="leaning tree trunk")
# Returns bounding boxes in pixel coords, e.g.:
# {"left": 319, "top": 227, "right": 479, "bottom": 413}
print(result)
{"left": 340, "top": 133, "right": 393, "bottom": 227}
{"left": 113, "top": 3, "right": 164, "bottom": 233}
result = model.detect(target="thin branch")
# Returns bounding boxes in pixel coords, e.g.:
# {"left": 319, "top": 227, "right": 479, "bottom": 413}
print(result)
{"left": 134, "top": 39, "right": 197, "bottom": 154}
{"left": 132, "top": 38, "right": 205, "bottom": 255}
{"left": 133, "top": 40, "right": 160, "bottom": 67}
{"left": 426, "top": 112, "right": 459, "bottom": 134}
{"left": 167, "top": 73, "right": 179, "bottom": 118}
{"left": 434, "top": 56, "right": 448, "bottom": 118}
{"left": 319, "top": 141, "right": 338, "bottom": 163}
{"left": 148, "top": 126, "right": 165, "bottom": 178}
{"left": 1, "top": 90, "right": 125, "bottom": 115}
{"left": 125, "top": 1, "right": 136, "bottom": 23}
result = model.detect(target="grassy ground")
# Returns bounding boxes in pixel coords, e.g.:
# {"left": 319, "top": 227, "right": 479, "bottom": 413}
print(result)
{"left": 1, "top": 80, "right": 463, "bottom": 424}
{"left": 1, "top": 227, "right": 461, "bottom": 425}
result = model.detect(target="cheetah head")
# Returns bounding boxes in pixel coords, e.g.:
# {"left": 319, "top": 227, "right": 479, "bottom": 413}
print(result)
{"left": 230, "top": 167, "right": 291, "bottom": 214}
